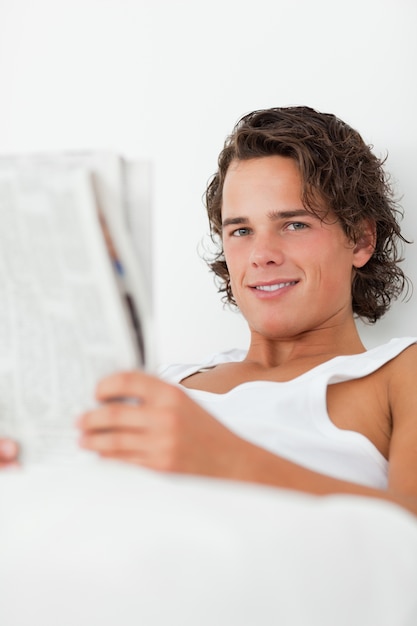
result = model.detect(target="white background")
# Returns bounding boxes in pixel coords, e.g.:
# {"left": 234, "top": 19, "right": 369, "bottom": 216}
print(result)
{"left": 0, "top": 0, "right": 416, "bottom": 366}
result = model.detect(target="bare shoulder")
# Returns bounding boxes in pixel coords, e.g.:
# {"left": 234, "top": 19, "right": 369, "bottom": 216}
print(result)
{"left": 380, "top": 343, "right": 417, "bottom": 414}
{"left": 391, "top": 341, "right": 417, "bottom": 363}
{"left": 386, "top": 343, "right": 417, "bottom": 389}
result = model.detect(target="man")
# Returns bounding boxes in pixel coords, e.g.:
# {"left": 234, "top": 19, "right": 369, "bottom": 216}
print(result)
{"left": 2, "top": 106, "right": 417, "bottom": 516}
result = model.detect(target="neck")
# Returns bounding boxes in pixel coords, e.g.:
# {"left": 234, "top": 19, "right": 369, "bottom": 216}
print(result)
{"left": 245, "top": 320, "right": 366, "bottom": 369}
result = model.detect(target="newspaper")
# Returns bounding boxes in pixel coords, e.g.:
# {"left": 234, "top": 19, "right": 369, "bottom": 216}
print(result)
{"left": 0, "top": 154, "right": 151, "bottom": 465}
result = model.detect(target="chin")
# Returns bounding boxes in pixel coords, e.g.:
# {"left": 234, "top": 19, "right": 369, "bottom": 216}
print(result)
{"left": 250, "top": 320, "right": 301, "bottom": 340}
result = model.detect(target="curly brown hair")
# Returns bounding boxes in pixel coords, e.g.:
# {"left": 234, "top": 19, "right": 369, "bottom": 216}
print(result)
{"left": 205, "top": 106, "right": 410, "bottom": 322}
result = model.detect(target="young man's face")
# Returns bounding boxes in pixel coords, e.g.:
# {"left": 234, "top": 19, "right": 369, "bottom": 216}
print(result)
{"left": 221, "top": 156, "right": 369, "bottom": 340}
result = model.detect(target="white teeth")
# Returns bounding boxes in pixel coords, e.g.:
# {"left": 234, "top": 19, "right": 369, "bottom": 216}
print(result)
{"left": 255, "top": 281, "right": 295, "bottom": 292}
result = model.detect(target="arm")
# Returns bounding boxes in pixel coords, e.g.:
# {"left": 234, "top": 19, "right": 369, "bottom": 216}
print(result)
{"left": 77, "top": 369, "right": 417, "bottom": 517}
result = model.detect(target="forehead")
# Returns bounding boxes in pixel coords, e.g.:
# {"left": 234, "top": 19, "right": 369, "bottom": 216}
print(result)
{"left": 222, "top": 156, "right": 304, "bottom": 215}
{"left": 224, "top": 155, "right": 301, "bottom": 185}
{"left": 223, "top": 155, "right": 301, "bottom": 198}
{"left": 222, "top": 155, "right": 333, "bottom": 223}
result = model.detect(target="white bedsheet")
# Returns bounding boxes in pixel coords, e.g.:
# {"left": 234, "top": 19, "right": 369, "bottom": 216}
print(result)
{"left": 1, "top": 461, "right": 417, "bottom": 626}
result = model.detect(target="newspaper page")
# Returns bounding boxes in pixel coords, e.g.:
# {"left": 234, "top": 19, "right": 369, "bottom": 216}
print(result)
{"left": 0, "top": 151, "right": 154, "bottom": 365}
{"left": 0, "top": 162, "right": 145, "bottom": 466}
{"left": 121, "top": 158, "right": 152, "bottom": 301}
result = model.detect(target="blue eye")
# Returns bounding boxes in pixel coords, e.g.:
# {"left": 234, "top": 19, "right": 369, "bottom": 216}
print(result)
{"left": 287, "top": 222, "right": 307, "bottom": 231}
{"left": 232, "top": 228, "right": 251, "bottom": 237}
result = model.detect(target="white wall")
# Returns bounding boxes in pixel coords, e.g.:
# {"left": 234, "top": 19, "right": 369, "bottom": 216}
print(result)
{"left": 0, "top": 0, "right": 416, "bottom": 365}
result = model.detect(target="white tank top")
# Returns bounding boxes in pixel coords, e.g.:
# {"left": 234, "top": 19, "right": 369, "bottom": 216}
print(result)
{"left": 159, "top": 337, "right": 417, "bottom": 489}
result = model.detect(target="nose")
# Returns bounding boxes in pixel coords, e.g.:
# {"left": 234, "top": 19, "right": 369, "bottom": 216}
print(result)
{"left": 249, "top": 233, "right": 284, "bottom": 267}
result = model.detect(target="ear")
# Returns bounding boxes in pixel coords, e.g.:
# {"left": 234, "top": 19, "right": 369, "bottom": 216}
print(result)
{"left": 352, "top": 219, "right": 376, "bottom": 268}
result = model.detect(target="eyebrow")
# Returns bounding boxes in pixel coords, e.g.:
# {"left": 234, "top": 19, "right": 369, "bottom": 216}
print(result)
{"left": 222, "top": 209, "right": 312, "bottom": 229}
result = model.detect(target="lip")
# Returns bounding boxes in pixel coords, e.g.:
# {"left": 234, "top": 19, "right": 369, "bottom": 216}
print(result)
{"left": 248, "top": 279, "right": 299, "bottom": 297}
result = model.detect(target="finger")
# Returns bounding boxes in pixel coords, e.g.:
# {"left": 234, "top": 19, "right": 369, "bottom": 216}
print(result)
{"left": 79, "top": 430, "right": 148, "bottom": 455}
{"left": 97, "top": 450, "right": 149, "bottom": 463}
{"left": 96, "top": 450, "right": 167, "bottom": 472}
{"left": 77, "top": 402, "right": 147, "bottom": 433}
{"left": 0, "top": 439, "right": 19, "bottom": 462}
{"left": 0, "top": 462, "right": 20, "bottom": 469}
{"left": 90, "top": 441, "right": 179, "bottom": 474}
{"left": 95, "top": 370, "right": 180, "bottom": 404}
{"left": 97, "top": 450, "right": 173, "bottom": 473}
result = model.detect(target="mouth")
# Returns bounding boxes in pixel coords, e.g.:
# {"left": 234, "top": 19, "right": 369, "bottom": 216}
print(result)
{"left": 251, "top": 280, "right": 298, "bottom": 292}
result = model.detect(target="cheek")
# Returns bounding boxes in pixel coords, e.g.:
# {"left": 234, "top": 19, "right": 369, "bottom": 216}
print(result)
{"left": 305, "top": 242, "right": 354, "bottom": 294}
{"left": 321, "top": 256, "right": 355, "bottom": 297}
{"left": 223, "top": 246, "right": 239, "bottom": 278}
{"left": 224, "top": 255, "right": 245, "bottom": 304}
{"left": 314, "top": 233, "right": 354, "bottom": 267}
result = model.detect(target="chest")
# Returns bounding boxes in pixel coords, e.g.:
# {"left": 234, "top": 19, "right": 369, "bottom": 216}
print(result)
{"left": 184, "top": 364, "right": 392, "bottom": 459}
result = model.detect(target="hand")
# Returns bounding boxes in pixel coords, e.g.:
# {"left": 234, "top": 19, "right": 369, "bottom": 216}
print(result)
{"left": 77, "top": 370, "right": 245, "bottom": 477}
{"left": 0, "top": 439, "right": 19, "bottom": 468}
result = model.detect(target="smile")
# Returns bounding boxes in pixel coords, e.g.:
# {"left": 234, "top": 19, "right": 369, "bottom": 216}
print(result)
{"left": 254, "top": 281, "right": 297, "bottom": 292}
